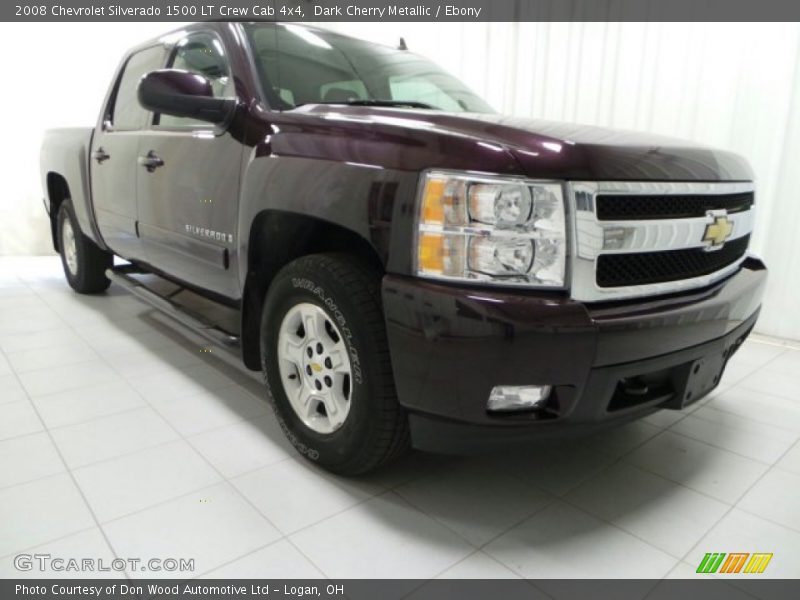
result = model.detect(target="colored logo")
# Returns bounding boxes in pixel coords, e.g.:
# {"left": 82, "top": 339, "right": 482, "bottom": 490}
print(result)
{"left": 696, "top": 552, "right": 773, "bottom": 574}
{"left": 702, "top": 212, "right": 734, "bottom": 247}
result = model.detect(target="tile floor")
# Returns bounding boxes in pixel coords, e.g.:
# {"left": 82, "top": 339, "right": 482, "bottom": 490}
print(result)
{"left": 1, "top": 256, "right": 799, "bottom": 585}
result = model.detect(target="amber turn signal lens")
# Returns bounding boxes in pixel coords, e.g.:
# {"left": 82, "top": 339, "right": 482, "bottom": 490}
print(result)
{"left": 417, "top": 233, "right": 444, "bottom": 273}
{"left": 421, "top": 178, "right": 446, "bottom": 224}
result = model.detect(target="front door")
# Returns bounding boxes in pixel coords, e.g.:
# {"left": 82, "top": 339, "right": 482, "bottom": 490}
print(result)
{"left": 90, "top": 45, "right": 166, "bottom": 261}
{"left": 136, "top": 31, "right": 244, "bottom": 298}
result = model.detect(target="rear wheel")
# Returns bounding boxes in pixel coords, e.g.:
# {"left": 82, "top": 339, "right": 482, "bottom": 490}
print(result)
{"left": 260, "top": 253, "right": 409, "bottom": 475}
{"left": 57, "top": 200, "right": 113, "bottom": 294}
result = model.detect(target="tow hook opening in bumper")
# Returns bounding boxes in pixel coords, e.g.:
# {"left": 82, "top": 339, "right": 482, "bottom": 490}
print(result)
{"left": 608, "top": 322, "right": 755, "bottom": 414}
{"left": 609, "top": 372, "right": 674, "bottom": 412}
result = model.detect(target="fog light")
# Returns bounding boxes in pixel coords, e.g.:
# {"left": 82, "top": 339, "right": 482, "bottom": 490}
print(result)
{"left": 487, "top": 385, "right": 552, "bottom": 412}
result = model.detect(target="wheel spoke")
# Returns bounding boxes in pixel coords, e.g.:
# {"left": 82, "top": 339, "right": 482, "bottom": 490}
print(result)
{"left": 301, "top": 308, "right": 325, "bottom": 343}
{"left": 281, "top": 335, "right": 305, "bottom": 368}
{"left": 292, "top": 382, "right": 308, "bottom": 408}
{"left": 305, "top": 395, "right": 322, "bottom": 418}
{"left": 321, "top": 392, "right": 346, "bottom": 430}
{"left": 328, "top": 346, "right": 349, "bottom": 374}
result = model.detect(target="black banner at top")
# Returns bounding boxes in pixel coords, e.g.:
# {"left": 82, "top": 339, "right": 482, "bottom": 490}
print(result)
{"left": 4, "top": 0, "right": 800, "bottom": 22}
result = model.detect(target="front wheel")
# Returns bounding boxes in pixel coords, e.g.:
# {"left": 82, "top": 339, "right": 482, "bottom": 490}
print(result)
{"left": 57, "top": 200, "right": 113, "bottom": 294}
{"left": 260, "top": 253, "right": 409, "bottom": 475}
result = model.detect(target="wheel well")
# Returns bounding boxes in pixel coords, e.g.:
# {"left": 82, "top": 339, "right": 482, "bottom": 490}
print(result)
{"left": 46, "top": 173, "right": 70, "bottom": 252}
{"left": 241, "top": 211, "right": 385, "bottom": 370}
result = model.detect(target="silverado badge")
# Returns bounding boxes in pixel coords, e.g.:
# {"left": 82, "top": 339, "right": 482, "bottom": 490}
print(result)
{"left": 702, "top": 212, "right": 734, "bottom": 248}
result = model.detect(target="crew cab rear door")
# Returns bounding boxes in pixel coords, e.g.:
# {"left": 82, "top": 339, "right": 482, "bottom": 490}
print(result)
{"left": 135, "top": 31, "right": 244, "bottom": 298}
{"left": 90, "top": 45, "right": 166, "bottom": 261}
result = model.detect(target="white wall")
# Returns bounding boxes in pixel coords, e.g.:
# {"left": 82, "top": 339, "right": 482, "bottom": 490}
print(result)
{"left": 0, "top": 23, "right": 187, "bottom": 255}
{"left": 1, "top": 22, "right": 799, "bottom": 340}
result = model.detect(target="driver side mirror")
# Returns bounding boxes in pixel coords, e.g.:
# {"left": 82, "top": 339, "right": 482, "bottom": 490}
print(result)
{"left": 137, "top": 69, "right": 236, "bottom": 125}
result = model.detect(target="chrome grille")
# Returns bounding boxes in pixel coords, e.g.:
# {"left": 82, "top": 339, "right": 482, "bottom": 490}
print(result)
{"left": 596, "top": 192, "right": 753, "bottom": 221}
{"left": 597, "top": 235, "right": 750, "bottom": 287}
{"left": 568, "top": 181, "right": 755, "bottom": 302}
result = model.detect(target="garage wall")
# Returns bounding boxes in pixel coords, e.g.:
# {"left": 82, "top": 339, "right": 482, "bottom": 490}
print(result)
{"left": 1, "top": 22, "right": 799, "bottom": 340}
{"left": 0, "top": 23, "right": 188, "bottom": 256}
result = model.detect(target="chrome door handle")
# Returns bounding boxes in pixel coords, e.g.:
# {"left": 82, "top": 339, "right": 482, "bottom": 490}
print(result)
{"left": 138, "top": 150, "right": 164, "bottom": 173}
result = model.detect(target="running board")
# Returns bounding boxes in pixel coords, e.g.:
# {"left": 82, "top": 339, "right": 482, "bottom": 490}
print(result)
{"left": 106, "top": 266, "right": 241, "bottom": 351}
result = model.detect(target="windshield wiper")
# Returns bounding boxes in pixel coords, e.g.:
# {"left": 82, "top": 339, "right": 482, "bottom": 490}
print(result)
{"left": 297, "top": 99, "right": 435, "bottom": 109}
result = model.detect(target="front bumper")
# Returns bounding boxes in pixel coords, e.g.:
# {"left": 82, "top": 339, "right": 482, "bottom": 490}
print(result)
{"left": 382, "top": 257, "right": 767, "bottom": 453}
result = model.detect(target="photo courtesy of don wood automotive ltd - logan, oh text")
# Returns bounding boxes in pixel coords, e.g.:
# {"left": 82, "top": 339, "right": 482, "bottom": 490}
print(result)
{"left": 1, "top": 1, "right": 800, "bottom": 599}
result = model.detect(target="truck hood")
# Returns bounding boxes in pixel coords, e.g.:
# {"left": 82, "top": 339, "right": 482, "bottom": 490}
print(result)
{"left": 292, "top": 105, "right": 753, "bottom": 181}
{"left": 453, "top": 113, "right": 753, "bottom": 181}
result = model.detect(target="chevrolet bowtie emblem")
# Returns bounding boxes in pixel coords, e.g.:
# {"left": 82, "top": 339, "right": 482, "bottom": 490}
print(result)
{"left": 703, "top": 214, "right": 734, "bottom": 247}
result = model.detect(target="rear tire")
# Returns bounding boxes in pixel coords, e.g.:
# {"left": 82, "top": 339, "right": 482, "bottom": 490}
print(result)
{"left": 260, "top": 253, "right": 409, "bottom": 475}
{"left": 57, "top": 200, "right": 112, "bottom": 294}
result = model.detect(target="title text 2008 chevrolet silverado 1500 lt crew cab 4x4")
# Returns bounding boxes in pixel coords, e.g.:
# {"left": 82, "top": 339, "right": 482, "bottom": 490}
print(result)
{"left": 40, "top": 22, "right": 766, "bottom": 474}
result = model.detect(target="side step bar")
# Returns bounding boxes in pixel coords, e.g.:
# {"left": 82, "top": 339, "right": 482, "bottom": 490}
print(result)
{"left": 106, "top": 266, "right": 241, "bottom": 351}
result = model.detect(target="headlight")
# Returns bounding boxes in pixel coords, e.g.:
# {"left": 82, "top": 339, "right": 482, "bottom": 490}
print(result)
{"left": 469, "top": 184, "right": 532, "bottom": 226}
{"left": 415, "top": 171, "right": 567, "bottom": 287}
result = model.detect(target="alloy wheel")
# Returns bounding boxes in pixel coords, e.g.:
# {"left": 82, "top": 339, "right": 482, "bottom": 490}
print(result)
{"left": 277, "top": 302, "right": 353, "bottom": 434}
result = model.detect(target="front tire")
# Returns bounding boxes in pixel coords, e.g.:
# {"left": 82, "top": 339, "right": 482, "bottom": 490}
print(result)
{"left": 57, "top": 200, "right": 113, "bottom": 294}
{"left": 260, "top": 253, "right": 409, "bottom": 475}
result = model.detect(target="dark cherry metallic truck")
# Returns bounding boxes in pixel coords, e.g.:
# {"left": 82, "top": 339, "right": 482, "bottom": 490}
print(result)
{"left": 40, "top": 22, "right": 766, "bottom": 474}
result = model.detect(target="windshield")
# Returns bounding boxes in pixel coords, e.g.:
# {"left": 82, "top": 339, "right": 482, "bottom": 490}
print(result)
{"left": 243, "top": 23, "right": 494, "bottom": 113}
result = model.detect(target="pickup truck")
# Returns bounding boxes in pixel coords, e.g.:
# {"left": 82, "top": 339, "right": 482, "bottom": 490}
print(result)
{"left": 40, "top": 21, "right": 766, "bottom": 475}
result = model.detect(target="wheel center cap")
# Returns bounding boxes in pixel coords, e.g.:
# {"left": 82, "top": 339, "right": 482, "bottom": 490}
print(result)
{"left": 310, "top": 362, "right": 323, "bottom": 373}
